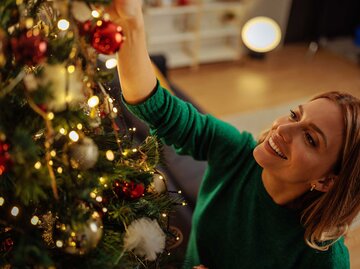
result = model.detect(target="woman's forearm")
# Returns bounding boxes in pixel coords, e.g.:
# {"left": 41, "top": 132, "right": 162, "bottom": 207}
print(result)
{"left": 116, "top": 24, "right": 157, "bottom": 104}
{"left": 115, "top": 9, "right": 157, "bottom": 104}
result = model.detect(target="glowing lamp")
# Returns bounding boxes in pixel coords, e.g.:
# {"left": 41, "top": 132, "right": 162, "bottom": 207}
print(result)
{"left": 241, "top": 16, "right": 281, "bottom": 54}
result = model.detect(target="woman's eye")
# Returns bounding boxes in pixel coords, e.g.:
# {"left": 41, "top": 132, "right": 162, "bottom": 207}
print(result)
{"left": 289, "top": 110, "right": 297, "bottom": 120}
{"left": 305, "top": 132, "right": 316, "bottom": 147}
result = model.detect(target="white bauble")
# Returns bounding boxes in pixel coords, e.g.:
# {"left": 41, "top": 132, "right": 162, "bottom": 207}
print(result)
{"left": 71, "top": 2, "right": 92, "bottom": 22}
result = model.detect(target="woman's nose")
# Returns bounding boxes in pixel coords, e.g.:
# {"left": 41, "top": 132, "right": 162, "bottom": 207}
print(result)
{"left": 275, "top": 122, "right": 297, "bottom": 143}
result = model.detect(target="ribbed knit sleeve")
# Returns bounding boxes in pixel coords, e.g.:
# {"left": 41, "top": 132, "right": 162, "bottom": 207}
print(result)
{"left": 123, "top": 83, "right": 256, "bottom": 163}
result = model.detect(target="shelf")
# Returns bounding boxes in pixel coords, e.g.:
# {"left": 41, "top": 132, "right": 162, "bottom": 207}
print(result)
{"left": 147, "top": 32, "right": 197, "bottom": 45}
{"left": 144, "top": 1, "right": 244, "bottom": 68}
{"left": 200, "top": 26, "right": 239, "bottom": 39}
{"left": 202, "top": 1, "right": 243, "bottom": 11}
{"left": 145, "top": 5, "right": 199, "bottom": 16}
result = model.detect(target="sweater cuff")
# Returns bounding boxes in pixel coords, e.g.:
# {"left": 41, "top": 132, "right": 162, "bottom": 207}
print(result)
{"left": 122, "top": 80, "right": 166, "bottom": 124}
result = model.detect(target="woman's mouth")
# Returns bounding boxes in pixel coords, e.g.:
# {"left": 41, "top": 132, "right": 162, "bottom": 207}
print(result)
{"left": 268, "top": 137, "right": 287, "bottom": 159}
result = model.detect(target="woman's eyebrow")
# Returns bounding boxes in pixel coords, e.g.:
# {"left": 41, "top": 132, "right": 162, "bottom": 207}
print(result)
{"left": 298, "top": 105, "right": 328, "bottom": 147}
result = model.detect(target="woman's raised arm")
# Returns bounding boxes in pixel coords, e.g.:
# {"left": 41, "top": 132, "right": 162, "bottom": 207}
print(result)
{"left": 108, "top": 0, "right": 157, "bottom": 104}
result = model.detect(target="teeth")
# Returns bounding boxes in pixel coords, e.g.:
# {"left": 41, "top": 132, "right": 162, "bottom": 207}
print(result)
{"left": 269, "top": 137, "right": 287, "bottom": 159}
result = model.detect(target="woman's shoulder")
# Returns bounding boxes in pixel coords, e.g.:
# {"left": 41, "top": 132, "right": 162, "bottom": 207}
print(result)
{"left": 309, "top": 238, "right": 350, "bottom": 269}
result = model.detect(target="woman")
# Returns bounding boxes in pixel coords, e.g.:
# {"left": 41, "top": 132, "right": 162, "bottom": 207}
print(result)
{"left": 108, "top": 0, "right": 360, "bottom": 268}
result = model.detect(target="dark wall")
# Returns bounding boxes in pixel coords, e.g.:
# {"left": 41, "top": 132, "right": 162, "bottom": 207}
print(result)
{"left": 285, "top": 0, "right": 360, "bottom": 43}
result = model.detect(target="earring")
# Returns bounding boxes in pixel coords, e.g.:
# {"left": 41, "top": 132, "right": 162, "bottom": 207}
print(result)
{"left": 310, "top": 184, "right": 316, "bottom": 192}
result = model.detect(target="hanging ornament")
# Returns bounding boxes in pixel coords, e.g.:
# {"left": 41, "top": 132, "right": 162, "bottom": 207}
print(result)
{"left": 123, "top": 217, "right": 166, "bottom": 261}
{"left": 149, "top": 173, "right": 166, "bottom": 194}
{"left": 10, "top": 30, "right": 47, "bottom": 66}
{"left": 0, "top": 28, "right": 8, "bottom": 68}
{"left": 91, "top": 20, "right": 124, "bottom": 55}
{"left": 71, "top": 2, "right": 92, "bottom": 22}
{"left": 37, "top": 64, "right": 85, "bottom": 112}
{"left": 113, "top": 179, "right": 145, "bottom": 199}
{"left": 68, "top": 137, "right": 99, "bottom": 170}
{"left": 0, "top": 141, "right": 12, "bottom": 175}
{"left": 55, "top": 211, "right": 103, "bottom": 255}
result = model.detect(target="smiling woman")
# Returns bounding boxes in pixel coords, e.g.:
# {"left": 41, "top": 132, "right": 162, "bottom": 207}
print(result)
{"left": 109, "top": 0, "right": 360, "bottom": 268}
{"left": 254, "top": 91, "right": 360, "bottom": 251}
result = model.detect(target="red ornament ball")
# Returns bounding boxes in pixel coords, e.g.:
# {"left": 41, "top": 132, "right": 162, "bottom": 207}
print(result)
{"left": 0, "top": 141, "right": 12, "bottom": 175}
{"left": 11, "top": 30, "right": 47, "bottom": 66}
{"left": 113, "top": 180, "right": 145, "bottom": 199}
{"left": 91, "top": 20, "right": 124, "bottom": 55}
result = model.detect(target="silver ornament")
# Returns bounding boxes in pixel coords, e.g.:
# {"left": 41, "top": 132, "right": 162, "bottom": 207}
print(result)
{"left": 69, "top": 137, "right": 99, "bottom": 170}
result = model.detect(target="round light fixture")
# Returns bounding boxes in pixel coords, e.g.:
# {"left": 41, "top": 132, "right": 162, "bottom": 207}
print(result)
{"left": 241, "top": 16, "right": 282, "bottom": 53}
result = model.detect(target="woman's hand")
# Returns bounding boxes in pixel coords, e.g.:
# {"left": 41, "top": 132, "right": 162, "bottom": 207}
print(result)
{"left": 106, "top": 0, "right": 143, "bottom": 28}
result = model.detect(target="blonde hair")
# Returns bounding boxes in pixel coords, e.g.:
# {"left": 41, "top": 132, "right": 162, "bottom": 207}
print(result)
{"left": 258, "top": 91, "right": 360, "bottom": 251}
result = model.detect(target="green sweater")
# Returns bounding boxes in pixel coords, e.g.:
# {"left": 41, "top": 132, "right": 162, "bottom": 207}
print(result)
{"left": 125, "top": 84, "right": 349, "bottom": 269}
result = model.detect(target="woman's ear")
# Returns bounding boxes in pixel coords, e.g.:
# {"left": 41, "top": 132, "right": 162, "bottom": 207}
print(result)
{"left": 313, "top": 175, "right": 337, "bottom": 192}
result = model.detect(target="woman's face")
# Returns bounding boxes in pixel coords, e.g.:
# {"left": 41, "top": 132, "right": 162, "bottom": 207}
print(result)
{"left": 253, "top": 98, "right": 344, "bottom": 187}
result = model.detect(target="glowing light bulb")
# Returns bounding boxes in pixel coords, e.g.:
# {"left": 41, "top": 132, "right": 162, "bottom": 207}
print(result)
{"left": 11, "top": 206, "right": 19, "bottom": 216}
{"left": 69, "top": 131, "right": 79, "bottom": 142}
{"left": 57, "top": 167, "right": 63, "bottom": 174}
{"left": 88, "top": 96, "right": 100, "bottom": 108}
{"left": 67, "top": 65, "right": 75, "bottom": 74}
{"left": 90, "top": 222, "right": 98, "bottom": 232}
{"left": 57, "top": 19, "right": 70, "bottom": 31}
{"left": 91, "top": 10, "right": 100, "bottom": 18}
{"left": 34, "top": 161, "right": 42, "bottom": 169}
{"left": 0, "top": 197, "right": 4, "bottom": 206}
{"left": 106, "top": 150, "right": 115, "bottom": 161}
{"left": 77, "top": 123, "right": 83, "bottom": 130}
{"left": 56, "top": 240, "right": 64, "bottom": 248}
{"left": 59, "top": 128, "right": 67, "bottom": 135}
{"left": 105, "top": 58, "right": 118, "bottom": 69}
{"left": 31, "top": 215, "right": 39, "bottom": 225}
{"left": 47, "top": 112, "right": 54, "bottom": 120}
{"left": 50, "top": 150, "right": 56, "bottom": 157}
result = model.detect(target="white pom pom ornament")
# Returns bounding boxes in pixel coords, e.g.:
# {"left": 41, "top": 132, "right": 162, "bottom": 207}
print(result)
{"left": 123, "top": 218, "right": 166, "bottom": 261}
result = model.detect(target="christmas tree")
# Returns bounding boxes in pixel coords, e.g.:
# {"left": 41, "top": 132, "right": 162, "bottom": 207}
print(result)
{"left": 0, "top": 0, "right": 183, "bottom": 268}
